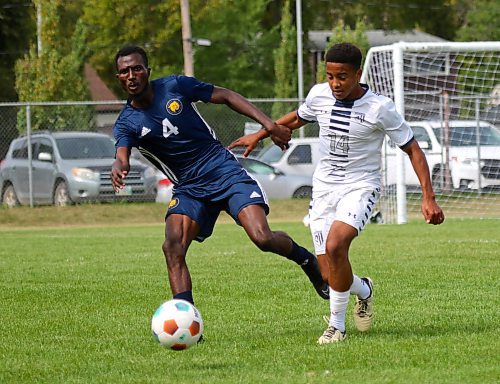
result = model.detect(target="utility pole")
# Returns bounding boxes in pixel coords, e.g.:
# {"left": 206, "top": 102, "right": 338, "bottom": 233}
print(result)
{"left": 296, "top": 0, "right": 304, "bottom": 137}
{"left": 37, "top": 2, "right": 42, "bottom": 55}
{"left": 180, "top": 0, "right": 194, "bottom": 76}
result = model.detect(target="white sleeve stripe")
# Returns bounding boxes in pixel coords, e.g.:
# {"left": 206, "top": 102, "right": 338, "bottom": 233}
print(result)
{"left": 138, "top": 147, "right": 178, "bottom": 184}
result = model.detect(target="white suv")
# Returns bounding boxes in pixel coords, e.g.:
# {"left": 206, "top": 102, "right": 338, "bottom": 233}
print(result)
{"left": 384, "top": 120, "right": 500, "bottom": 191}
{"left": 256, "top": 138, "right": 320, "bottom": 177}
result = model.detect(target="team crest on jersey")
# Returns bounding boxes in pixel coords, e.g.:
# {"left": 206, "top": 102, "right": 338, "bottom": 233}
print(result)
{"left": 166, "top": 99, "right": 183, "bottom": 115}
{"left": 168, "top": 198, "right": 179, "bottom": 209}
{"left": 353, "top": 112, "right": 366, "bottom": 123}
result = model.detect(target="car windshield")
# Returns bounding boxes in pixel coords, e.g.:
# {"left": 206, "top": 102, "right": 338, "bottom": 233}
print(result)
{"left": 56, "top": 137, "right": 116, "bottom": 159}
{"left": 432, "top": 124, "right": 500, "bottom": 146}
{"left": 257, "top": 143, "right": 285, "bottom": 163}
{"left": 238, "top": 158, "right": 275, "bottom": 175}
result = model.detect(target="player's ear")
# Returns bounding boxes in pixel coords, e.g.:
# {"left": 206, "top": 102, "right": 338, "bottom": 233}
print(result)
{"left": 147, "top": 67, "right": 152, "bottom": 76}
{"left": 356, "top": 68, "right": 362, "bottom": 81}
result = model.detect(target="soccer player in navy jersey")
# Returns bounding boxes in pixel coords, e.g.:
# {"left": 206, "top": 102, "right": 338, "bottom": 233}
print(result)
{"left": 111, "top": 45, "right": 329, "bottom": 312}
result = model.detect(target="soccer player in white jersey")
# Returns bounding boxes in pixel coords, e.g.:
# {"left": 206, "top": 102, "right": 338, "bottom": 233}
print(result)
{"left": 229, "top": 42, "right": 445, "bottom": 344}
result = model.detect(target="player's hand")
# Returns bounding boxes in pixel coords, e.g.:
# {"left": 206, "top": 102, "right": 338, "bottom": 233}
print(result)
{"left": 421, "top": 197, "right": 445, "bottom": 225}
{"left": 111, "top": 166, "right": 128, "bottom": 193}
{"left": 268, "top": 123, "right": 291, "bottom": 150}
{"left": 228, "top": 133, "right": 261, "bottom": 158}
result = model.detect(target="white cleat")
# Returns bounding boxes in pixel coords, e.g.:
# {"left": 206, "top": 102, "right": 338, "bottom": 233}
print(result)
{"left": 353, "top": 277, "right": 374, "bottom": 332}
{"left": 318, "top": 325, "right": 346, "bottom": 344}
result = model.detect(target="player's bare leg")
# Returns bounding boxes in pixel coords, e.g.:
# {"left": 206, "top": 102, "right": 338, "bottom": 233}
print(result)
{"left": 318, "top": 221, "right": 357, "bottom": 344}
{"left": 317, "top": 254, "right": 329, "bottom": 283}
{"left": 238, "top": 204, "right": 328, "bottom": 299}
{"left": 163, "top": 213, "right": 200, "bottom": 304}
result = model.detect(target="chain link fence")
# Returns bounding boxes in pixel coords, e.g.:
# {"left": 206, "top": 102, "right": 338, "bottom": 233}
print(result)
{"left": 1, "top": 98, "right": 499, "bottom": 221}
{"left": 0, "top": 99, "right": 311, "bottom": 207}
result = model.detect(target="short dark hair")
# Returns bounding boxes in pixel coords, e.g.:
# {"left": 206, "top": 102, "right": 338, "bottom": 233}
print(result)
{"left": 325, "top": 43, "right": 362, "bottom": 70}
{"left": 115, "top": 45, "right": 149, "bottom": 70}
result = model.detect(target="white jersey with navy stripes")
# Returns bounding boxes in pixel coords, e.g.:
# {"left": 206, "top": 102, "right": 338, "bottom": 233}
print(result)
{"left": 297, "top": 83, "right": 414, "bottom": 194}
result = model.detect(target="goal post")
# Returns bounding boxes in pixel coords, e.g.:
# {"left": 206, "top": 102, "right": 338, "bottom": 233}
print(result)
{"left": 361, "top": 41, "right": 500, "bottom": 223}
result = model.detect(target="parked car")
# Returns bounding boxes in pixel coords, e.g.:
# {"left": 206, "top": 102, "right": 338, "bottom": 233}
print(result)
{"left": 384, "top": 120, "right": 500, "bottom": 190}
{"left": 256, "top": 137, "right": 320, "bottom": 177}
{"left": 153, "top": 156, "right": 312, "bottom": 204}
{"left": 236, "top": 156, "right": 312, "bottom": 199}
{"left": 0, "top": 131, "right": 157, "bottom": 207}
{"left": 257, "top": 120, "right": 500, "bottom": 192}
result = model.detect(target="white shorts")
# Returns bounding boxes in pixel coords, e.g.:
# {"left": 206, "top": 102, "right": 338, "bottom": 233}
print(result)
{"left": 309, "top": 184, "right": 381, "bottom": 255}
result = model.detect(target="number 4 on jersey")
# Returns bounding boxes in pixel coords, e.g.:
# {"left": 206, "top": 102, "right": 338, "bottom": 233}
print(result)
{"left": 162, "top": 118, "right": 179, "bottom": 138}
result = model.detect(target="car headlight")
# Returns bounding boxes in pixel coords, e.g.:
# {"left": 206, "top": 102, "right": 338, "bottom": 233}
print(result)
{"left": 72, "top": 167, "right": 100, "bottom": 181}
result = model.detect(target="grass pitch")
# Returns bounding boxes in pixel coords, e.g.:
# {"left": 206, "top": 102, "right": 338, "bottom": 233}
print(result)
{"left": 0, "top": 204, "right": 498, "bottom": 383}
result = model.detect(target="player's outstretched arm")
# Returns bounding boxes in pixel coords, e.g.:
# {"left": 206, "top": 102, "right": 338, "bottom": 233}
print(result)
{"left": 403, "top": 140, "right": 445, "bottom": 225}
{"left": 210, "top": 86, "right": 291, "bottom": 150}
{"left": 111, "top": 146, "right": 131, "bottom": 193}
{"left": 228, "top": 111, "right": 308, "bottom": 157}
{"left": 228, "top": 130, "right": 268, "bottom": 158}
{"left": 275, "top": 111, "right": 307, "bottom": 130}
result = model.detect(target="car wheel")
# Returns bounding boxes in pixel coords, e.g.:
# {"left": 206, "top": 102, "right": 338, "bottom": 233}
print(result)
{"left": 53, "top": 181, "right": 73, "bottom": 206}
{"left": 292, "top": 186, "right": 312, "bottom": 199}
{"left": 2, "top": 184, "right": 20, "bottom": 208}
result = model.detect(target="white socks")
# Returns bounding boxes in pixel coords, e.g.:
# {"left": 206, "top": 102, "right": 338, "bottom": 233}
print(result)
{"left": 328, "top": 275, "right": 370, "bottom": 331}
{"left": 349, "top": 274, "right": 371, "bottom": 300}
{"left": 328, "top": 287, "right": 349, "bottom": 332}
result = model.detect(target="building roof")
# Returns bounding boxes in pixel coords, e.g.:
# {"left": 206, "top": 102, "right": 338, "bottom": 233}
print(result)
{"left": 84, "top": 63, "right": 121, "bottom": 111}
{"left": 308, "top": 29, "right": 448, "bottom": 52}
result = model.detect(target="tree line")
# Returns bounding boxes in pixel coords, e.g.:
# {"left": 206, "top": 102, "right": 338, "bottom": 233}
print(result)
{"left": 1, "top": 0, "right": 498, "bottom": 104}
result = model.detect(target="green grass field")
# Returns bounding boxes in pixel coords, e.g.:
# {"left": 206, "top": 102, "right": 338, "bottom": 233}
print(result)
{"left": 0, "top": 203, "right": 499, "bottom": 383}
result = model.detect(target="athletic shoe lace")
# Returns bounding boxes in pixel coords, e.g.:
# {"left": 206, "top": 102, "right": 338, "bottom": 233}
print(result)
{"left": 322, "top": 326, "right": 339, "bottom": 339}
{"left": 357, "top": 299, "right": 368, "bottom": 316}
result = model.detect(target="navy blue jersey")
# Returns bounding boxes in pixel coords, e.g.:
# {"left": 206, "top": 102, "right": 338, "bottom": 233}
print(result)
{"left": 113, "top": 75, "right": 247, "bottom": 198}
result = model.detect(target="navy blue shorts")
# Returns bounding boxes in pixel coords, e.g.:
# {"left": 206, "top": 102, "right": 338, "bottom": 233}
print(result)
{"left": 165, "top": 179, "right": 269, "bottom": 242}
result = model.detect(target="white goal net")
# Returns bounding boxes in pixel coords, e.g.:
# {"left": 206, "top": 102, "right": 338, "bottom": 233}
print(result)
{"left": 362, "top": 42, "right": 500, "bottom": 223}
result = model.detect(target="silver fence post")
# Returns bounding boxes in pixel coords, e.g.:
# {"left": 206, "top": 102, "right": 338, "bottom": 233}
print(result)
{"left": 26, "top": 104, "right": 33, "bottom": 208}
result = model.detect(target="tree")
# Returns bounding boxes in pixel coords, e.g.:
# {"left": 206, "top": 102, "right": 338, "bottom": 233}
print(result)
{"left": 456, "top": 0, "right": 500, "bottom": 41}
{"left": 191, "top": 0, "right": 277, "bottom": 97}
{"left": 0, "top": 2, "right": 35, "bottom": 101}
{"left": 272, "top": 0, "right": 297, "bottom": 119}
{"left": 315, "top": 20, "right": 370, "bottom": 83}
{"left": 0, "top": 2, "right": 36, "bottom": 158}
{"left": 81, "top": 0, "right": 186, "bottom": 97}
{"left": 15, "top": 0, "right": 93, "bottom": 133}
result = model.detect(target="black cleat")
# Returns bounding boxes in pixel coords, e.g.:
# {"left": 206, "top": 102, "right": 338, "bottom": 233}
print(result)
{"left": 301, "top": 256, "right": 329, "bottom": 300}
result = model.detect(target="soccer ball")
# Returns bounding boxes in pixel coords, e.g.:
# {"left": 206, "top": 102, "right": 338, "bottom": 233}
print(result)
{"left": 151, "top": 299, "right": 203, "bottom": 350}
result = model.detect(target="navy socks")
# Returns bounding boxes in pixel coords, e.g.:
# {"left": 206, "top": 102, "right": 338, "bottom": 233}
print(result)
{"left": 174, "top": 290, "right": 194, "bottom": 305}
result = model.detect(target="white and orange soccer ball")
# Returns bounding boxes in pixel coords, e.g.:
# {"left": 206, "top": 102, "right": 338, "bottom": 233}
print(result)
{"left": 151, "top": 299, "right": 203, "bottom": 350}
